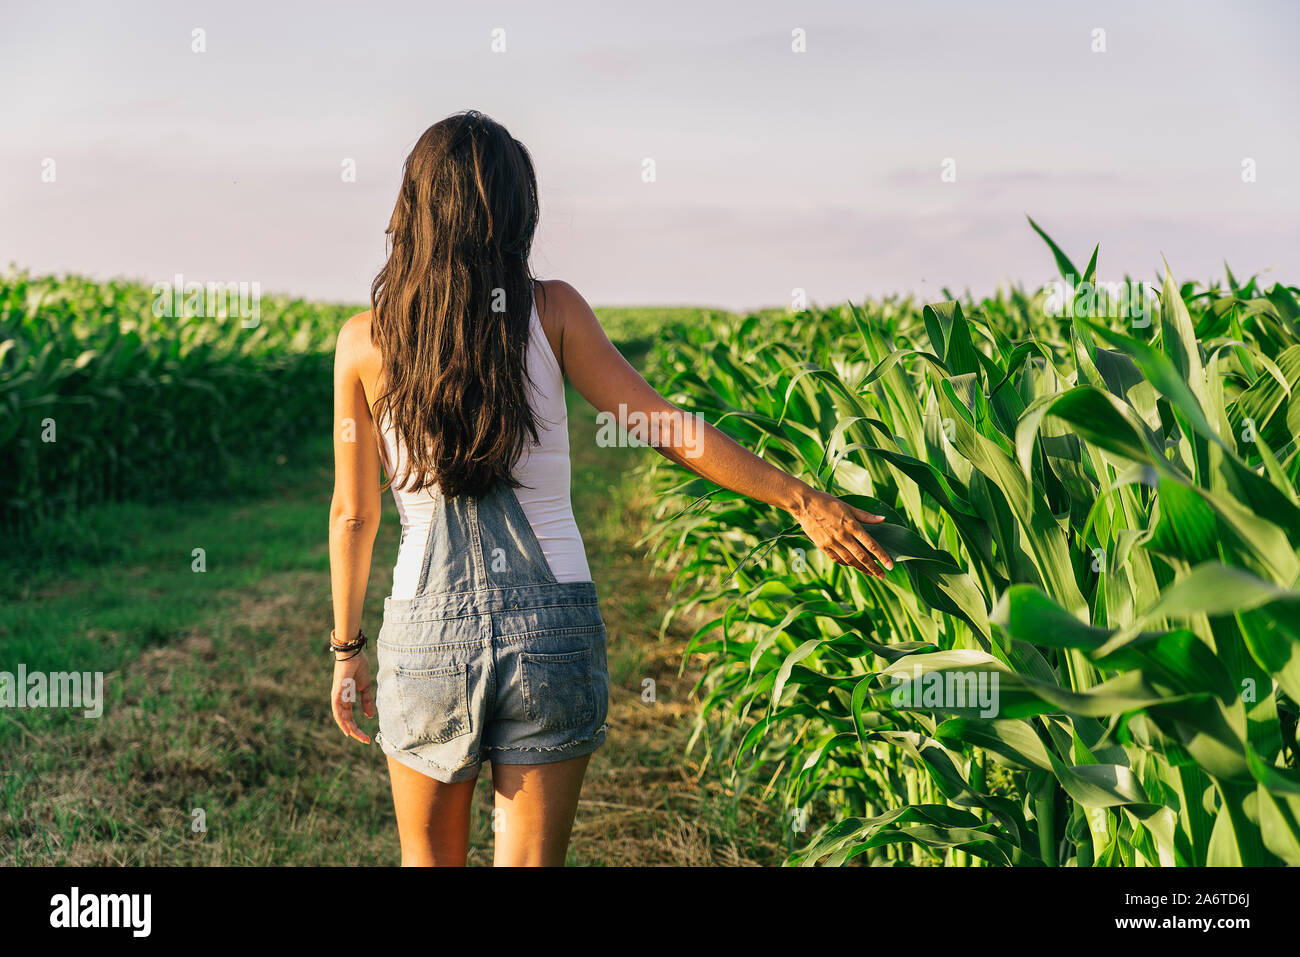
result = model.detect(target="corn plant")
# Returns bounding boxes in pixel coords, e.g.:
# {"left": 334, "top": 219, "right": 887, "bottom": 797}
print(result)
{"left": 643, "top": 224, "right": 1300, "bottom": 866}
{"left": 0, "top": 272, "right": 351, "bottom": 533}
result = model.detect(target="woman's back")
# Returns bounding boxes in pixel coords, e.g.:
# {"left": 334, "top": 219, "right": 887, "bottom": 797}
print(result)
{"left": 373, "top": 282, "right": 592, "bottom": 598}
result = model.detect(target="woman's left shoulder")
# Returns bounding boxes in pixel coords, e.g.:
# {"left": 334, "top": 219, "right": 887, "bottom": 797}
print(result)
{"left": 336, "top": 310, "right": 374, "bottom": 355}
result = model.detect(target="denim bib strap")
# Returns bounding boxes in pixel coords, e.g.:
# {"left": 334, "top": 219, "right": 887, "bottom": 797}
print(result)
{"left": 414, "top": 480, "right": 559, "bottom": 598}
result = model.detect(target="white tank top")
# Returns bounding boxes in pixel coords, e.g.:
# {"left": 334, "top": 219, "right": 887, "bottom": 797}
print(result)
{"left": 377, "top": 288, "right": 592, "bottom": 598}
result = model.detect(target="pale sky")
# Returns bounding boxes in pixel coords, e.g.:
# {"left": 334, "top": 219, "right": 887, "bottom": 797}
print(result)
{"left": 1, "top": 0, "right": 1296, "bottom": 311}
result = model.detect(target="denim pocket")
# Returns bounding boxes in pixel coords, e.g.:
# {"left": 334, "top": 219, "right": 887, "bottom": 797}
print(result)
{"left": 394, "top": 663, "right": 470, "bottom": 745}
{"left": 520, "top": 649, "right": 595, "bottom": 731}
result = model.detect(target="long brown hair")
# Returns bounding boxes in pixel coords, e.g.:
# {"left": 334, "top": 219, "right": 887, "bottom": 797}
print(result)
{"left": 370, "top": 110, "right": 542, "bottom": 499}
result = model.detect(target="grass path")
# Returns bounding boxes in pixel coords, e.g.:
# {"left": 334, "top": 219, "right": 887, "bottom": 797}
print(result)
{"left": 1, "top": 350, "right": 790, "bottom": 866}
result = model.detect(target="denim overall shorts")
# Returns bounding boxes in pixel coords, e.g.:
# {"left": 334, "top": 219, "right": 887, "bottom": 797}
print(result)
{"left": 373, "top": 480, "right": 610, "bottom": 783}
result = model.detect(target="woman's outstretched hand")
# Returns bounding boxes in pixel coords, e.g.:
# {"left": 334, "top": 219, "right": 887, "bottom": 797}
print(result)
{"left": 788, "top": 488, "right": 894, "bottom": 579}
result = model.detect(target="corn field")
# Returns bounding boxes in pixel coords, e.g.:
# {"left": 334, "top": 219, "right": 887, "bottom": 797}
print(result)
{"left": 0, "top": 273, "right": 351, "bottom": 533}
{"left": 643, "top": 225, "right": 1300, "bottom": 866}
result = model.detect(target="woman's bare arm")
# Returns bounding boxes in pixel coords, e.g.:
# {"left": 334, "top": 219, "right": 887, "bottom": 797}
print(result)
{"left": 543, "top": 281, "right": 893, "bottom": 578}
{"left": 328, "top": 312, "right": 382, "bottom": 742}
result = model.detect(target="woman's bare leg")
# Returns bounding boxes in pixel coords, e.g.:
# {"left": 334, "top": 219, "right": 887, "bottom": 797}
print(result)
{"left": 386, "top": 755, "right": 478, "bottom": 866}
{"left": 491, "top": 754, "right": 591, "bottom": 866}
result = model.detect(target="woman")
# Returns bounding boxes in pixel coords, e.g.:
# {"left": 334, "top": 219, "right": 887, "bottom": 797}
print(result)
{"left": 328, "top": 110, "right": 893, "bottom": 867}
